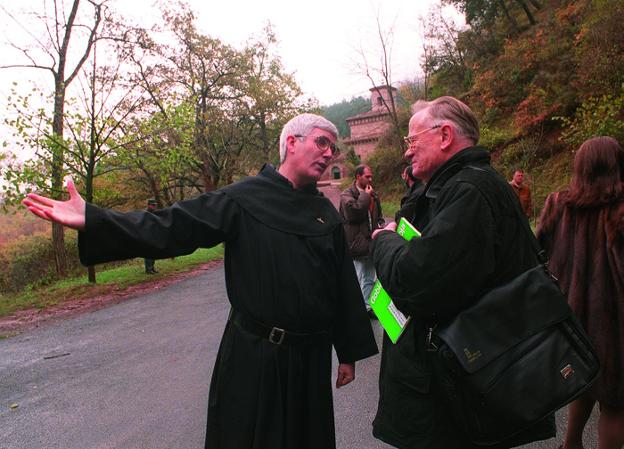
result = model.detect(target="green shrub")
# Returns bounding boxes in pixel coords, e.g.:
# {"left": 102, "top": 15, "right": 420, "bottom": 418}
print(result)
{"left": 365, "top": 145, "right": 406, "bottom": 200}
{"left": 0, "top": 231, "right": 82, "bottom": 293}
{"left": 494, "top": 134, "right": 543, "bottom": 178}
{"left": 556, "top": 89, "right": 624, "bottom": 148}
{"left": 479, "top": 125, "right": 515, "bottom": 151}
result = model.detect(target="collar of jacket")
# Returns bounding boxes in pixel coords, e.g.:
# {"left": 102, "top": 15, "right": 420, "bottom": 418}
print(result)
{"left": 424, "top": 146, "right": 491, "bottom": 200}
{"left": 261, "top": 163, "right": 320, "bottom": 194}
{"left": 348, "top": 181, "right": 361, "bottom": 199}
{"left": 220, "top": 164, "right": 341, "bottom": 236}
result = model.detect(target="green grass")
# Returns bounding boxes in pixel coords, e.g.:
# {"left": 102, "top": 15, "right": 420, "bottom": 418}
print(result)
{"left": 0, "top": 246, "right": 224, "bottom": 318}
{"left": 381, "top": 199, "right": 401, "bottom": 223}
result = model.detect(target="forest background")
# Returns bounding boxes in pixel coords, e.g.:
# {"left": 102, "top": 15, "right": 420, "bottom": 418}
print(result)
{"left": 0, "top": 0, "right": 622, "bottom": 307}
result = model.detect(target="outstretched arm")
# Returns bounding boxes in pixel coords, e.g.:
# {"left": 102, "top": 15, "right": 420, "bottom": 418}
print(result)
{"left": 22, "top": 179, "right": 86, "bottom": 231}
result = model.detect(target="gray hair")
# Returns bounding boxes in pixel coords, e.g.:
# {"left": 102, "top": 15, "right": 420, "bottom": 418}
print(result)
{"left": 411, "top": 96, "right": 480, "bottom": 145}
{"left": 279, "top": 113, "right": 338, "bottom": 163}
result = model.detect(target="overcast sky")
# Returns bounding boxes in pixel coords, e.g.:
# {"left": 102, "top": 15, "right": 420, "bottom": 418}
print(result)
{"left": 0, "top": 0, "right": 462, "bottom": 106}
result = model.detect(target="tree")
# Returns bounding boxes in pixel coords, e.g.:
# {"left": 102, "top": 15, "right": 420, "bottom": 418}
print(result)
{"left": 354, "top": 11, "right": 403, "bottom": 152}
{"left": 420, "top": 5, "right": 473, "bottom": 98}
{"left": 1, "top": 0, "right": 106, "bottom": 276}
{"left": 117, "top": 10, "right": 309, "bottom": 198}
{"left": 237, "top": 25, "right": 309, "bottom": 166}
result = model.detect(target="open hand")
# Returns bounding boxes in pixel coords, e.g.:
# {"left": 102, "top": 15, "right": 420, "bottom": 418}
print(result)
{"left": 22, "top": 179, "right": 86, "bottom": 231}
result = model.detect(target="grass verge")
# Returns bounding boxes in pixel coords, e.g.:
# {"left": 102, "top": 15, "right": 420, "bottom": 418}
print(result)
{"left": 0, "top": 246, "right": 224, "bottom": 319}
{"left": 381, "top": 198, "right": 401, "bottom": 223}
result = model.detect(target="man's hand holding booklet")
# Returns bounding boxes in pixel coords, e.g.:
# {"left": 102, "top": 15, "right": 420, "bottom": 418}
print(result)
{"left": 368, "top": 217, "right": 421, "bottom": 343}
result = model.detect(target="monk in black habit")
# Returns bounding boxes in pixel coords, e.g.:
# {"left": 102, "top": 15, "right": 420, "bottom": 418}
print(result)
{"left": 23, "top": 113, "right": 379, "bottom": 449}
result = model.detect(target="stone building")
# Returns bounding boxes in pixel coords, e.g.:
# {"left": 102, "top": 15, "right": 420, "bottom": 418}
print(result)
{"left": 318, "top": 85, "right": 398, "bottom": 182}
{"left": 344, "top": 85, "right": 398, "bottom": 161}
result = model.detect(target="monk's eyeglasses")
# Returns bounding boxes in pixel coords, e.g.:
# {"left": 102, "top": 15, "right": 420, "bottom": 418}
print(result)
{"left": 294, "top": 135, "right": 340, "bottom": 156}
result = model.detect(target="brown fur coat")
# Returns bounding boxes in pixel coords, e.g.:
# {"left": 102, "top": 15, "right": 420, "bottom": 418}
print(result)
{"left": 537, "top": 191, "right": 624, "bottom": 406}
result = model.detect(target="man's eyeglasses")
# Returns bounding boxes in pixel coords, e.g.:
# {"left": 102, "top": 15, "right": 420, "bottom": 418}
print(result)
{"left": 294, "top": 135, "right": 340, "bottom": 156}
{"left": 403, "top": 124, "right": 441, "bottom": 147}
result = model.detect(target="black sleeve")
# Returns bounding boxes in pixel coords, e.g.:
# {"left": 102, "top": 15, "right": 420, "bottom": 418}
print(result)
{"left": 331, "top": 227, "right": 379, "bottom": 363}
{"left": 372, "top": 181, "right": 496, "bottom": 320}
{"left": 78, "top": 191, "right": 239, "bottom": 266}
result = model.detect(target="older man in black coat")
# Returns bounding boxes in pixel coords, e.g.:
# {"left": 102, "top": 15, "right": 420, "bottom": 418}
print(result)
{"left": 370, "top": 97, "right": 555, "bottom": 449}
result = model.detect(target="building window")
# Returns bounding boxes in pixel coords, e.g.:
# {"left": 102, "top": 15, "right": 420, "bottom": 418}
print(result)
{"left": 332, "top": 166, "right": 341, "bottom": 180}
{"left": 377, "top": 96, "right": 383, "bottom": 106}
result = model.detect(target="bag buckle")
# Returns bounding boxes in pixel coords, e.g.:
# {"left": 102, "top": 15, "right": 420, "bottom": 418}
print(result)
{"left": 268, "top": 327, "right": 286, "bottom": 345}
{"left": 426, "top": 325, "right": 438, "bottom": 352}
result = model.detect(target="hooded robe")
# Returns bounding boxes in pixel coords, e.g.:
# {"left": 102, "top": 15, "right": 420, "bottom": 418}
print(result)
{"left": 78, "top": 164, "right": 378, "bottom": 449}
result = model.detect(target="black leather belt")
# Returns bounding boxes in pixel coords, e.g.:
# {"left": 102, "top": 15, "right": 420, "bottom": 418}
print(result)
{"left": 229, "top": 310, "right": 331, "bottom": 346}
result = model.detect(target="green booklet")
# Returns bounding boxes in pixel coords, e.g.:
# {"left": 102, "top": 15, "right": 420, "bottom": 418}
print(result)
{"left": 368, "top": 217, "right": 421, "bottom": 343}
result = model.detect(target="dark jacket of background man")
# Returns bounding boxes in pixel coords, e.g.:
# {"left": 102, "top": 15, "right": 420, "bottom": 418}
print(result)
{"left": 340, "top": 179, "right": 384, "bottom": 258}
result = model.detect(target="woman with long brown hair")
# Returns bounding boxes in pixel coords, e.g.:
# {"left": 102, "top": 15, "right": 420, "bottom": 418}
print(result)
{"left": 537, "top": 136, "right": 624, "bottom": 449}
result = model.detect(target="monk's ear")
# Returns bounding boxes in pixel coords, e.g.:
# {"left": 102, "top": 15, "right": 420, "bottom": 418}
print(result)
{"left": 285, "top": 135, "right": 298, "bottom": 154}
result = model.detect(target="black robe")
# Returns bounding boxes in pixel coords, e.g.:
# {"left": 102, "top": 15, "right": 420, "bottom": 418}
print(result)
{"left": 78, "top": 165, "right": 378, "bottom": 449}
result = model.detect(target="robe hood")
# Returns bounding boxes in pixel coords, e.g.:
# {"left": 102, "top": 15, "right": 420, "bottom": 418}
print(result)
{"left": 220, "top": 164, "right": 341, "bottom": 236}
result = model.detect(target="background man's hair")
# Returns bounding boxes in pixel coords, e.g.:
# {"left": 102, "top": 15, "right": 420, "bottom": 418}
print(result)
{"left": 411, "top": 96, "right": 480, "bottom": 145}
{"left": 354, "top": 165, "right": 369, "bottom": 178}
{"left": 279, "top": 113, "right": 338, "bottom": 163}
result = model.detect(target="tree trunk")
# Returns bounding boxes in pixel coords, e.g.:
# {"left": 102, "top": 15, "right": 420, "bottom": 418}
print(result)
{"left": 85, "top": 172, "right": 96, "bottom": 283}
{"left": 259, "top": 113, "right": 270, "bottom": 162}
{"left": 498, "top": 0, "right": 520, "bottom": 32}
{"left": 86, "top": 49, "right": 97, "bottom": 285}
{"left": 51, "top": 76, "right": 68, "bottom": 276}
{"left": 515, "top": 0, "right": 537, "bottom": 25}
{"left": 87, "top": 266, "right": 96, "bottom": 283}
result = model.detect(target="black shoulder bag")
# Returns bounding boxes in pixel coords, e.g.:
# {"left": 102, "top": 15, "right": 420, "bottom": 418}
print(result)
{"left": 430, "top": 177, "right": 600, "bottom": 446}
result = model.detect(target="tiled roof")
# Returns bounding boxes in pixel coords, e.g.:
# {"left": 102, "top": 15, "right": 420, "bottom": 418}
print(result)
{"left": 346, "top": 109, "right": 391, "bottom": 122}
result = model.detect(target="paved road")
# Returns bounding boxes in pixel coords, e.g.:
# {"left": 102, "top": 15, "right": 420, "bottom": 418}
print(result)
{"left": 0, "top": 265, "right": 597, "bottom": 449}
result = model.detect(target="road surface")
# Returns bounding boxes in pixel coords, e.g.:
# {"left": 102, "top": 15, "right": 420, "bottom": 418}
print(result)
{"left": 0, "top": 264, "right": 597, "bottom": 449}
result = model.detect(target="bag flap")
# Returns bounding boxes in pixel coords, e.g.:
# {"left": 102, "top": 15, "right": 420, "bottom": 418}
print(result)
{"left": 436, "top": 265, "right": 572, "bottom": 373}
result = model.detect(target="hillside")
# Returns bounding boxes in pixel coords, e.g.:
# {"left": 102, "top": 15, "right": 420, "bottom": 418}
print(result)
{"left": 430, "top": 0, "right": 623, "bottom": 209}
{"left": 346, "top": 0, "right": 623, "bottom": 212}
{"left": 321, "top": 97, "right": 371, "bottom": 138}
{"left": 0, "top": 207, "right": 49, "bottom": 248}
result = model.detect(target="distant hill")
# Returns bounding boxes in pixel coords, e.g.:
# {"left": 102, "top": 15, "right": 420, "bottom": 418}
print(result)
{"left": 321, "top": 97, "right": 371, "bottom": 138}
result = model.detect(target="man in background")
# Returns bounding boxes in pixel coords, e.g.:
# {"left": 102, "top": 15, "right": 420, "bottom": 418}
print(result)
{"left": 339, "top": 165, "right": 384, "bottom": 316}
{"left": 509, "top": 169, "right": 532, "bottom": 218}
{"left": 396, "top": 165, "right": 424, "bottom": 223}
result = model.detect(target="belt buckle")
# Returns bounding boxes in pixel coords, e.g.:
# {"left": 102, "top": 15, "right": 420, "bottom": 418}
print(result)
{"left": 268, "top": 327, "right": 285, "bottom": 345}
